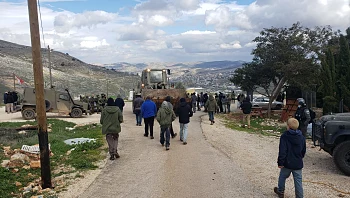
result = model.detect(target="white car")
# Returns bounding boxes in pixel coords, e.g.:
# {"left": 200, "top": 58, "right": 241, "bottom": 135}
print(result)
{"left": 252, "top": 97, "right": 283, "bottom": 110}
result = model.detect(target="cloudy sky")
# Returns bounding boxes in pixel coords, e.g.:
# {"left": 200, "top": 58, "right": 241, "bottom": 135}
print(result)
{"left": 0, "top": 0, "right": 349, "bottom": 64}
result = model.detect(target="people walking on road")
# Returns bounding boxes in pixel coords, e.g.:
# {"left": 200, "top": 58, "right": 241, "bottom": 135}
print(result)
{"left": 240, "top": 96, "right": 252, "bottom": 128}
{"left": 294, "top": 98, "right": 311, "bottom": 138}
{"left": 274, "top": 118, "right": 306, "bottom": 198}
{"left": 203, "top": 93, "right": 208, "bottom": 112}
{"left": 197, "top": 93, "right": 201, "bottom": 111}
{"left": 218, "top": 92, "right": 224, "bottom": 113}
{"left": 141, "top": 96, "right": 157, "bottom": 139}
{"left": 100, "top": 98, "right": 123, "bottom": 160}
{"left": 231, "top": 91, "right": 236, "bottom": 104}
{"left": 133, "top": 93, "right": 144, "bottom": 126}
{"left": 115, "top": 94, "right": 125, "bottom": 113}
{"left": 191, "top": 93, "right": 197, "bottom": 113}
{"left": 215, "top": 94, "right": 220, "bottom": 114}
{"left": 237, "top": 93, "right": 245, "bottom": 108}
{"left": 221, "top": 95, "right": 228, "bottom": 113}
{"left": 177, "top": 98, "right": 193, "bottom": 145}
{"left": 226, "top": 94, "right": 232, "bottom": 113}
{"left": 165, "top": 96, "right": 178, "bottom": 138}
{"left": 205, "top": 94, "right": 218, "bottom": 125}
{"left": 156, "top": 101, "right": 176, "bottom": 150}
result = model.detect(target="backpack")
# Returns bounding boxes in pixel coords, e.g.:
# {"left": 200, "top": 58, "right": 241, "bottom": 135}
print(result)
{"left": 309, "top": 108, "right": 316, "bottom": 123}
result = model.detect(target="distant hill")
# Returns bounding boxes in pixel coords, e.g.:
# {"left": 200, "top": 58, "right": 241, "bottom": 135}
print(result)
{"left": 0, "top": 39, "right": 245, "bottom": 98}
{"left": 101, "top": 60, "right": 245, "bottom": 93}
{"left": 192, "top": 60, "right": 245, "bottom": 69}
{"left": 0, "top": 40, "right": 138, "bottom": 98}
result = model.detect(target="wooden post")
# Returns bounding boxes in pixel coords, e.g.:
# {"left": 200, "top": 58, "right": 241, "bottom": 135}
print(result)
{"left": 13, "top": 73, "right": 16, "bottom": 91}
{"left": 106, "top": 80, "right": 109, "bottom": 98}
{"left": 27, "top": 0, "right": 52, "bottom": 189}
{"left": 48, "top": 45, "right": 53, "bottom": 88}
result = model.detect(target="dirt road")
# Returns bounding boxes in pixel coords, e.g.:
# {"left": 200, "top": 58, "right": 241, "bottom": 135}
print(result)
{"left": 1, "top": 104, "right": 349, "bottom": 198}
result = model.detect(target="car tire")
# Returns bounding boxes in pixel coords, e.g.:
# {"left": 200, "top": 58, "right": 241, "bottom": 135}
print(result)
{"left": 333, "top": 140, "right": 350, "bottom": 176}
{"left": 45, "top": 100, "right": 51, "bottom": 112}
{"left": 70, "top": 108, "right": 83, "bottom": 118}
{"left": 22, "top": 108, "right": 36, "bottom": 120}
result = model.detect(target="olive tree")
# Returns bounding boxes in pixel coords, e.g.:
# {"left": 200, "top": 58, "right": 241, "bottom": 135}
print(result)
{"left": 231, "top": 23, "right": 335, "bottom": 117}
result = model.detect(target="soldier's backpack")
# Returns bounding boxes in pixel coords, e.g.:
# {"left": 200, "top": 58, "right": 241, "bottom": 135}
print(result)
{"left": 309, "top": 108, "right": 316, "bottom": 123}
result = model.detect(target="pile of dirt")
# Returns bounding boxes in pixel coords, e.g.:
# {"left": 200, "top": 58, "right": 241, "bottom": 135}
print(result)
{"left": 141, "top": 89, "right": 188, "bottom": 99}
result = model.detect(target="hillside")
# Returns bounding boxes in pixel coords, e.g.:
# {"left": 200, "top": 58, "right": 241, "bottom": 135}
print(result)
{"left": 0, "top": 40, "right": 138, "bottom": 98}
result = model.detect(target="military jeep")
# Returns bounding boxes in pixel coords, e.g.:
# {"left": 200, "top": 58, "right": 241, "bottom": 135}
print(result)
{"left": 312, "top": 113, "right": 350, "bottom": 175}
{"left": 21, "top": 87, "right": 90, "bottom": 120}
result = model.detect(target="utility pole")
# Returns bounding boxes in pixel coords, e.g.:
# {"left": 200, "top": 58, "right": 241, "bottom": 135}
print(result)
{"left": 27, "top": 0, "right": 52, "bottom": 189}
{"left": 48, "top": 45, "right": 53, "bottom": 88}
{"left": 13, "top": 73, "right": 16, "bottom": 91}
{"left": 106, "top": 80, "right": 109, "bottom": 98}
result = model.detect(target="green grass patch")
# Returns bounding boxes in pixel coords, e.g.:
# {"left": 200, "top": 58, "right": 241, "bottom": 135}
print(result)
{"left": 218, "top": 113, "right": 285, "bottom": 136}
{"left": 0, "top": 119, "right": 105, "bottom": 197}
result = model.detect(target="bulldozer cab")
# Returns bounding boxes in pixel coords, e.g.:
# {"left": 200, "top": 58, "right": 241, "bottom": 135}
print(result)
{"left": 140, "top": 69, "right": 170, "bottom": 90}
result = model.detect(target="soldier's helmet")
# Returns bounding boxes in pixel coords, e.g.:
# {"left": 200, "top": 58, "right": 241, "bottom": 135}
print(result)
{"left": 297, "top": 98, "right": 306, "bottom": 106}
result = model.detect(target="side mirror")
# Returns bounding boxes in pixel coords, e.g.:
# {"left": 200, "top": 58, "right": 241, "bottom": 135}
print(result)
{"left": 167, "top": 69, "right": 171, "bottom": 75}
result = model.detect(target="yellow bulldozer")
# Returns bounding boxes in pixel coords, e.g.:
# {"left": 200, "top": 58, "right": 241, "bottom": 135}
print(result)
{"left": 134, "top": 68, "right": 191, "bottom": 112}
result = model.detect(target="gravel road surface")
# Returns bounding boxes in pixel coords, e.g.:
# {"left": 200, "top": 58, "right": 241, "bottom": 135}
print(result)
{"left": 0, "top": 104, "right": 349, "bottom": 198}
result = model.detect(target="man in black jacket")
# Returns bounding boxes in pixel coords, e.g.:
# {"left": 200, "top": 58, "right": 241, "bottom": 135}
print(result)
{"left": 177, "top": 98, "right": 193, "bottom": 145}
{"left": 274, "top": 118, "right": 306, "bottom": 198}
{"left": 239, "top": 97, "right": 252, "bottom": 128}
{"left": 114, "top": 94, "right": 125, "bottom": 113}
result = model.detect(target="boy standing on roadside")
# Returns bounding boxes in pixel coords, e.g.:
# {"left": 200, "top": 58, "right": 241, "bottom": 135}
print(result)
{"left": 274, "top": 118, "right": 306, "bottom": 198}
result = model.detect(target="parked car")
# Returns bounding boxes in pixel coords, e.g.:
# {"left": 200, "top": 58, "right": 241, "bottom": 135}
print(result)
{"left": 252, "top": 97, "right": 283, "bottom": 110}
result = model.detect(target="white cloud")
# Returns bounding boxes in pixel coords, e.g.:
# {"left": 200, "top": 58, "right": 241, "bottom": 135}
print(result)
{"left": 220, "top": 42, "right": 242, "bottom": 49}
{"left": 1, "top": 0, "right": 350, "bottom": 64}
{"left": 181, "top": 30, "right": 216, "bottom": 35}
{"left": 54, "top": 11, "right": 117, "bottom": 33}
{"left": 173, "top": 0, "right": 200, "bottom": 10}
{"left": 80, "top": 38, "right": 109, "bottom": 49}
{"left": 171, "top": 41, "right": 183, "bottom": 49}
{"left": 148, "top": 15, "right": 173, "bottom": 26}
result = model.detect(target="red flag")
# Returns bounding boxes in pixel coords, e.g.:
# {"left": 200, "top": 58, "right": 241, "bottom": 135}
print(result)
{"left": 15, "top": 75, "right": 24, "bottom": 85}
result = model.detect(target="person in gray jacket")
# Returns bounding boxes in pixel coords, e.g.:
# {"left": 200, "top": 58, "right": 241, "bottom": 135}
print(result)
{"left": 133, "top": 94, "right": 144, "bottom": 126}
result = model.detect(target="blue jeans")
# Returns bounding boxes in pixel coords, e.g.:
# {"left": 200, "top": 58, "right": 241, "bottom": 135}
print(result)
{"left": 179, "top": 123, "right": 188, "bottom": 142}
{"left": 160, "top": 127, "right": 170, "bottom": 147}
{"left": 208, "top": 111, "right": 214, "bottom": 121}
{"left": 135, "top": 113, "right": 142, "bottom": 125}
{"left": 278, "top": 168, "right": 303, "bottom": 198}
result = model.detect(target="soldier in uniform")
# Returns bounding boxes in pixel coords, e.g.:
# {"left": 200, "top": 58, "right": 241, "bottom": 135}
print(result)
{"left": 294, "top": 98, "right": 311, "bottom": 137}
{"left": 100, "top": 94, "right": 107, "bottom": 108}
{"left": 89, "top": 95, "right": 96, "bottom": 113}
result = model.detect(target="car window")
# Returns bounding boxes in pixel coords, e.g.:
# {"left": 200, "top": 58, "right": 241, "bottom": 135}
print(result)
{"left": 255, "top": 98, "right": 262, "bottom": 102}
{"left": 264, "top": 98, "right": 270, "bottom": 102}
{"left": 59, "top": 94, "right": 69, "bottom": 101}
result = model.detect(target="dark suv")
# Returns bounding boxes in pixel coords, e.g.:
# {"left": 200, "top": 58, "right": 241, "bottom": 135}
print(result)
{"left": 312, "top": 113, "right": 350, "bottom": 176}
